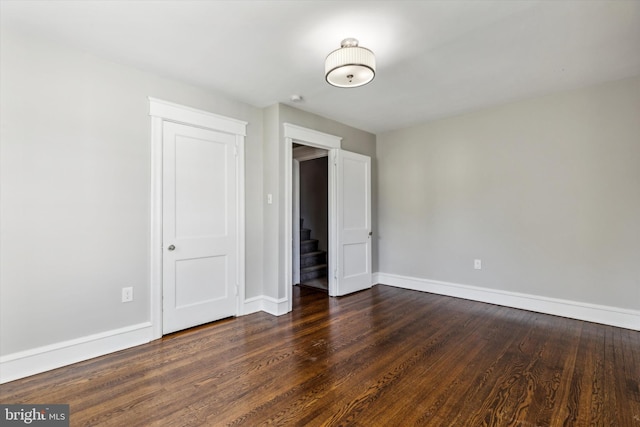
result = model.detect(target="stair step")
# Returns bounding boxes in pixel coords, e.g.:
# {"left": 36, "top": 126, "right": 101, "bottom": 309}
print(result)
{"left": 301, "top": 264, "right": 327, "bottom": 272}
{"left": 300, "top": 239, "right": 319, "bottom": 254}
{"left": 301, "top": 228, "right": 311, "bottom": 241}
{"left": 300, "top": 250, "right": 327, "bottom": 268}
{"left": 301, "top": 250, "right": 324, "bottom": 258}
{"left": 300, "top": 263, "right": 328, "bottom": 282}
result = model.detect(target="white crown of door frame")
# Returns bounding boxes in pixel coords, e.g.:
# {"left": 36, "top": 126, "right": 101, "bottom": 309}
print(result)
{"left": 149, "top": 98, "right": 247, "bottom": 339}
{"left": 283, "top": 123, "right": 342, "bottom": 312}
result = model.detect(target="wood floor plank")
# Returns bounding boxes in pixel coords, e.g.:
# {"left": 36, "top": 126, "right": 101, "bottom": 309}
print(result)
{"left": 1, "top": 285, "right": 638, "bottom": 426}
{"left": 621, "top": 328, "right": 640, "bottom": 425}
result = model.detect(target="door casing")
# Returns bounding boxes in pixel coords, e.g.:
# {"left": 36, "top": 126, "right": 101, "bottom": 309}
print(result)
{"left": 284, "top": 124, "right": 341, "bottom": 311}
{"left": 284, "top": 124, "right": 351, "bottom": 311}
{"left": 149, "top": 98, "right": 247, "bottom": 339}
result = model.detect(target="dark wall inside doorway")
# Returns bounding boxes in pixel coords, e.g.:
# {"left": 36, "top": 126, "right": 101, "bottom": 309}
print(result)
{"left": 300, "top": 157, "right": 328, "bottom": 252}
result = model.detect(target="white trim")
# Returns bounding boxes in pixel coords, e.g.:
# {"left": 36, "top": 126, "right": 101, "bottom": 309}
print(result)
{"left": 283, "top": 123, "right": 341, "bottom": 149}
{"left": 292, "top": 159, "right": 301, "bottom": 285}
{"left": 236, "top": 135, "right": 246, "bottom": 315}
{"left": 148, "top": 97, "right": 247, "bottom": 135}
{"left": 261, "top": 296, "right": 290, "bottom": 316}
{"left": 374, "top": 272, "right": 640, "bottom": 331}
{"left": 242, "top": 296, "right": 289, "bottom": 317}
{"left": 149, "top": 98, "right": 247, "bottom": 335}
{"left": 284, "top": 137, "right": 293, "bottom": 312}
{"left": 242, "top": 296, "right": 264, "bottom": 316}
{"left": 327, "top": 150, "right": 338, "bottom": 296}
{"left": 150, "top": 115, "right": 163, "bottom": 339}
{"left": 0, "top": 323, "right": 153, "bottom": 384}
{"left": 283, "top": 124, "right": 342, "bottom": 311}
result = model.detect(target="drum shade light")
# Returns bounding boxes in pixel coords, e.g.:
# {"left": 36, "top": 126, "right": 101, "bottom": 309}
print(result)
{"left": 325, "top": 38, "right": 376, "bottom": 88}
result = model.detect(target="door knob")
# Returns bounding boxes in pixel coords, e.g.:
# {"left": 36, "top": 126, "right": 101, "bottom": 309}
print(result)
{"left": 167, "top": 245, "right": 176, "bottom": 251}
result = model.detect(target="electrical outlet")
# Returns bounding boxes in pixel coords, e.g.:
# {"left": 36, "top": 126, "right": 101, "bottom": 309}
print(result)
{"left": 474, "top": 259, "right": 482, "bottom": 270}
{"left": 122, "top": 287, "right": 133, "bottom": 303}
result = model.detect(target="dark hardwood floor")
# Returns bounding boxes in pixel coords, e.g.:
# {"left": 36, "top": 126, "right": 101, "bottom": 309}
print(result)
{"left": 1, "top": 285, "right": 639, "bottom": 426}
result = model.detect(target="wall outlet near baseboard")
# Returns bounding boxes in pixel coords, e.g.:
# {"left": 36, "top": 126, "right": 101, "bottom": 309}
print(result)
{"left": 122, "top": 287, "right": 133, "bottom": 302}
{"left": 474, "top": 259, "right": 482, "bottom": 270}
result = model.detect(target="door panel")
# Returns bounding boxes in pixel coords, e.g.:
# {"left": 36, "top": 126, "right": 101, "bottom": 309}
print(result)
{"left": 174, "top": 135, "right": 228, "bottom": 238}
{"left": 343, "top": 243, "right": 368, "bottom": 278}
{"left": 163, "top": 121, "right": 237, "bottom": 334}
{"left": 342, "top": 157, "right": 368, "bottom": 229}
{"left": 335, "top": 150, "right": 372, "bottom": 296}
{"left": 175, "top": 256, "right": 228, "bottom": 307}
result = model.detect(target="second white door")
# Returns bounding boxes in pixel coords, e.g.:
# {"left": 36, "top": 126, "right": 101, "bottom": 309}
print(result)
{"left": 334, "top": 149, "right": 372, "bottom": 296}
{"left": 162, "top": 121, "right": 238, "bottom": 334}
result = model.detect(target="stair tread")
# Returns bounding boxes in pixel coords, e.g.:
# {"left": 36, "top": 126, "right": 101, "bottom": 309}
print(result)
{"left": 301, "top": 264, "right": 327, "bottom": 272}
{"left": 301, "top": 239, "right": 318, "bottom": 243}
{"left": 301, "top": 250, "right": 325, "bottom": 257}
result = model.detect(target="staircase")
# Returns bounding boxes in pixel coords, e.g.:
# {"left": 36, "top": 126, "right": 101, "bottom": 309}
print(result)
{"left": 300, "top": 220, "right": 327, "bottom": 283}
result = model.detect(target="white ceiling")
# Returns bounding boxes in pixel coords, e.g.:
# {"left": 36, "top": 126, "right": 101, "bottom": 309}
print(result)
{"left": 2, "top": 0, "right": 639, "bottom": 134}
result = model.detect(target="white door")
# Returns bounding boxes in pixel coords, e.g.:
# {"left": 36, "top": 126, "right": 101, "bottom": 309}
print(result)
{"left": 162, "top": 121, "right": 237, "bottom": 334}
{"left": 334, "top": 150, "right": 372, "bottom": 296}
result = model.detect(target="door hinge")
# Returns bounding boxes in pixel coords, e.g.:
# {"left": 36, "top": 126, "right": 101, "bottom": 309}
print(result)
{"left": 334, "top": 269, "right": 338, "bottom": 280}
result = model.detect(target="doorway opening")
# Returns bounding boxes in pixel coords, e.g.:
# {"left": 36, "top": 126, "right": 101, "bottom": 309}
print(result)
{"left": 284, "top": 123, "right": 374, "bottom": 313}
{"left": 293, "top": 144, "right": 329, "bottom": 293}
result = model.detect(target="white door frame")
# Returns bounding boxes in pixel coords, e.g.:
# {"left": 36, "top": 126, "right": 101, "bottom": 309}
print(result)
{"left": 283, "top": 124, "right": 341, "bottom": 312}
{"left": 149, "top": 98, "right": 247, "bottom": 339}
{"left": 292, "top": 158, "right": 300, "bottom": 286}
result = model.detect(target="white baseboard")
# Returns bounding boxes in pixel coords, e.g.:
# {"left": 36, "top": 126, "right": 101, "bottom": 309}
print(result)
{"left": 374, "top": 272, "right": 639, "bottom": 331}
{"left": 242, "top": 296, "right": 265, "bottom": 316}
{"left": 260, "top": 296, "right": 289, "bottom": 316}
{"left": 243, "top": 296, "right": 289, "bottom": 317}
{"left": 0, "top": 322, "right": 154, "bottom": 384}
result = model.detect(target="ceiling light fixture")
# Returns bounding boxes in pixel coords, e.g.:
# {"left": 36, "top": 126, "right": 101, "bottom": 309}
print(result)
{"left": 325, "top": 38, "right": 376, "bottom": 88}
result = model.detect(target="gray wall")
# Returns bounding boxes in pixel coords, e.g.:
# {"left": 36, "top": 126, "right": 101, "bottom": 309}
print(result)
{"left": 300, "top": 157, "right": 328, "bottom": 252}
{"left": 261, "top": 104, "right": 280, "bottom": 299}
{"left": 0, "top": 29, "right": 264, "bottom": 356}
{"left": 377, "top": 76, "right": 640, "bottom": 310}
